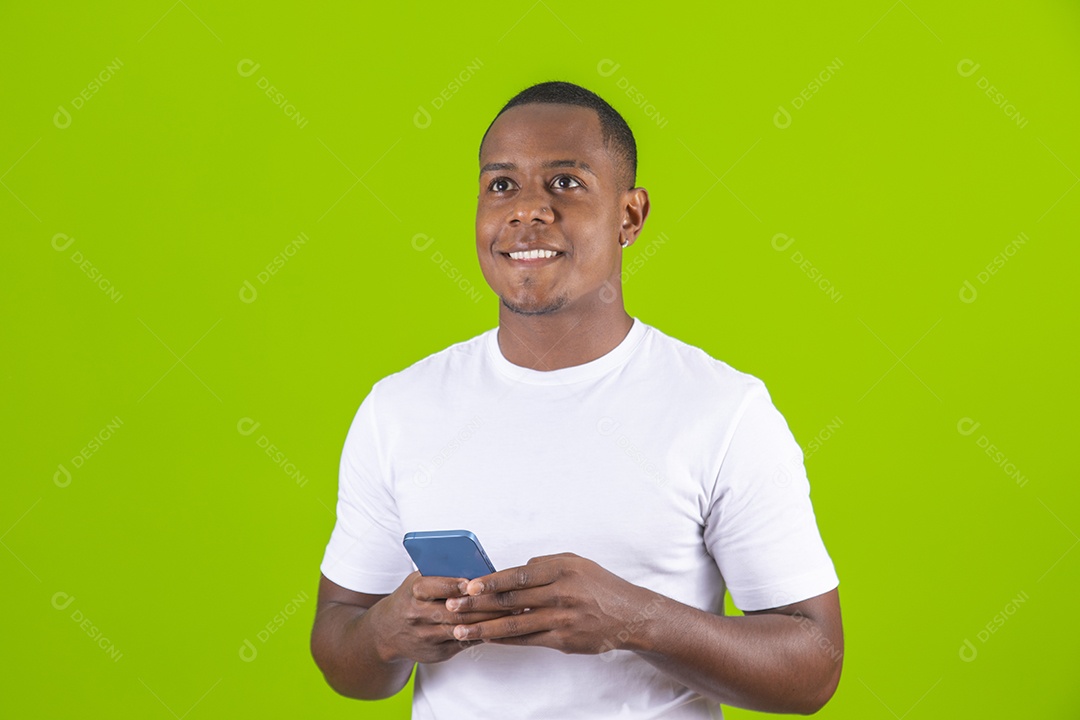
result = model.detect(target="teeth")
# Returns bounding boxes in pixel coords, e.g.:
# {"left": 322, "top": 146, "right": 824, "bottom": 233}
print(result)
{"left": 508, "top": 249, "right": 559, "bottom": 260}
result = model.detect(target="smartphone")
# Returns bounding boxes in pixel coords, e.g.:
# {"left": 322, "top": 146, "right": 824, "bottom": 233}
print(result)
{"left": 402, "top": 530, "right": 496, "bottom": 580}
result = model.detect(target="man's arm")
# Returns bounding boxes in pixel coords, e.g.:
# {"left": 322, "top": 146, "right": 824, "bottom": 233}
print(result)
{"left": 630, "top": 587, "right": 843, "bottom": 714}
{"left": 310, "top": 574, "right": 412, "bottom": 700}
{"left": 310, "top": 572, "right": 513, "bottom": 699}
{"left": 446, "top": 554, "right": 843, "bottom": 714}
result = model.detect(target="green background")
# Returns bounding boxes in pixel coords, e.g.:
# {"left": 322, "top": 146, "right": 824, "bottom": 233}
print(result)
{"left": 3, "top": 1, "right": 1077, "bottom": 717}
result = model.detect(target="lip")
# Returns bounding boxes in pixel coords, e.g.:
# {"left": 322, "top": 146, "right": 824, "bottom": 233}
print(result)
{"left": 501, "top": 250, "right": 565, "bottom": 266}
{"left": 500, "top": 242, "right": 564, "bottom": 254}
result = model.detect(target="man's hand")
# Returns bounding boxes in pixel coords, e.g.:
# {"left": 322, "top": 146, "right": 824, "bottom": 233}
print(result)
{"left": 372, "top": 571, "right": 517, "bottom": 664}
{"left": 443, "top": 552, "right": 651, "bottom": 654}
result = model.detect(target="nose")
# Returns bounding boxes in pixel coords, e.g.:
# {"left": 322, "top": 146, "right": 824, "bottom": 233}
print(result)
{"left": 508, "top": 185, "right": 554, "bottom": 225}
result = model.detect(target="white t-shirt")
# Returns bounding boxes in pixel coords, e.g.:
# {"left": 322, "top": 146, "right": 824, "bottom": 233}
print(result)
{"left": 320, "top": 317, "right": 839, "bottom": 719}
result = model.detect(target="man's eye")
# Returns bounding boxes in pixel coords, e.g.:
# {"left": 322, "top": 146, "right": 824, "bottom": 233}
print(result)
{"left": 489, "top": 178, "right": 515, "bottom": 192}
{"left": 552, "top": 175, "right": 581, "bottom": 189}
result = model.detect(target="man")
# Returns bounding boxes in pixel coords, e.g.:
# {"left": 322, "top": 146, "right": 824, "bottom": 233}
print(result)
{"left": 311, "top": 81, "right": 843, "bottom": 718}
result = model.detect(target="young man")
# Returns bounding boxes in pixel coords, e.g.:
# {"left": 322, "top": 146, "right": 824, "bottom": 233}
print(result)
{"left": 311, "top": 81, "right": 843, "bottom": 718}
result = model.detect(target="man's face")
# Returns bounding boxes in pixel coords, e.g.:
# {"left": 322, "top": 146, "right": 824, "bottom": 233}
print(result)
{"left": 475, "top": 103, "right": 629, "bottom": 317}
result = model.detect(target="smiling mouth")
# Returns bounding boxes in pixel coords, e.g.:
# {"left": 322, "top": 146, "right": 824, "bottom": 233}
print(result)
{"left": 503, "top": 249, "right": 564, "bottom": 261}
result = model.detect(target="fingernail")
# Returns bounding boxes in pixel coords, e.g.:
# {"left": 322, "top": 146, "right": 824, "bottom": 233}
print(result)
{"left": 454, "top": 625, "right": 467, "bottom": 640}
{"left": 446, "top": 599, "right": 460, "bottom": 610}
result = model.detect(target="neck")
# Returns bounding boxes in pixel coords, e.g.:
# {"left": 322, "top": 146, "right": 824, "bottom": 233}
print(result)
{"left": 495, "top": 305, "right": 634, "bottom": 371}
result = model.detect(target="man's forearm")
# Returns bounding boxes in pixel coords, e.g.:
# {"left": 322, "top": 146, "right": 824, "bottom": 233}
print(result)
{"left": 625, "top": 591, "right": 842, "bottom": 714}
{"left": 310, "top": 600, "right": 414, "bottom": 700}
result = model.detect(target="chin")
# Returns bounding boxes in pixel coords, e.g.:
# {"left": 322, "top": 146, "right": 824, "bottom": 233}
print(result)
{"left": 500, "top": 295, "right": 567, "bottom": 316}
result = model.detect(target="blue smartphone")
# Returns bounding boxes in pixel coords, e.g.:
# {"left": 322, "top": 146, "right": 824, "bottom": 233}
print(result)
{"left": 402, "top": 530, "right": 496, "bottom": 580}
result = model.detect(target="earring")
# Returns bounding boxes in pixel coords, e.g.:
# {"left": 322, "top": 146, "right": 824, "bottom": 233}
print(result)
{"left": 620, "top": 239, "right": 629, "bottom": 248}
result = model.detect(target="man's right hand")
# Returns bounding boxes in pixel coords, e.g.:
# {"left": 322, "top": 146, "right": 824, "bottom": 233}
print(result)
{"left": 371, "top": 571, "right": 515, "bottom": 664}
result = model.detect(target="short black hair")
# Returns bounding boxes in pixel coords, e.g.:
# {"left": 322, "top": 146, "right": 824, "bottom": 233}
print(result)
{"left": 480, "top": 81, "right": 637, "bottom": 190}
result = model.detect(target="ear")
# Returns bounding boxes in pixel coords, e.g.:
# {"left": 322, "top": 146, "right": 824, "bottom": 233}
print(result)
{"left": 618, "top": 187, "right": 650, "bottom": 248}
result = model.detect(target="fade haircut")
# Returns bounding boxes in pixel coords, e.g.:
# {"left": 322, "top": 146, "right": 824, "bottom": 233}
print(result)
{"left": 479, "top": 81, "right": 638, "bottom": 190}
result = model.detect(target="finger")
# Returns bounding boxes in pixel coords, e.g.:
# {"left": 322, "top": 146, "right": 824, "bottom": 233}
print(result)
{"left": 486, "top": 631, "right": 551, "bottom": 646}
{"left": 527, "top": 552, "right": 576, "bottom": 563}
{"left": 464, "top": 562, "right": 558, "bottom": 596}
{"left": 451, "top": 609, "right": 549, "bottom": 642}
{"left": 446, "top": 586, "right": 547, "bottom": 613}
{"left": 412, "top": 575, "right": 469, "bottom": 601}
{"left": 440, "top": 609, "right": 519, "bottom": 625}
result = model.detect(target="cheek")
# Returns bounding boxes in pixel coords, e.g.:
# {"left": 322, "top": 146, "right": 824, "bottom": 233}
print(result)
{"left": 476, "top": 208, "right": 499, "bottom": 238}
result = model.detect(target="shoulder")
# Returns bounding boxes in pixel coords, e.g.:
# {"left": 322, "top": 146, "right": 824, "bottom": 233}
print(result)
{"left": 367, "top": 327, "right": 494, "bottom": 403}
{"left": 637, "top": 320, "right": 769, "bottom": 403}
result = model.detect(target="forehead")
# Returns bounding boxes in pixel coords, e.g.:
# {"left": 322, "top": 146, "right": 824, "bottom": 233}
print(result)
{"left": 480, "top": 103, "right": 608, "bottom": 169}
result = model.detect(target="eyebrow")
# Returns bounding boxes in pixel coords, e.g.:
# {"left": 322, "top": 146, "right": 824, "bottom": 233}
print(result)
{"left": 479, "top": 160, "right": 596, "bottom": 176}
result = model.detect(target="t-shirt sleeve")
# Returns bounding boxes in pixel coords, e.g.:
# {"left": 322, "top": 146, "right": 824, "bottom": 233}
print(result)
{"left": 703, "top": 381, "right": 839, "bottom": 612}
{"left": 319, "top": 385, "right": 415, "bottom": 594}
